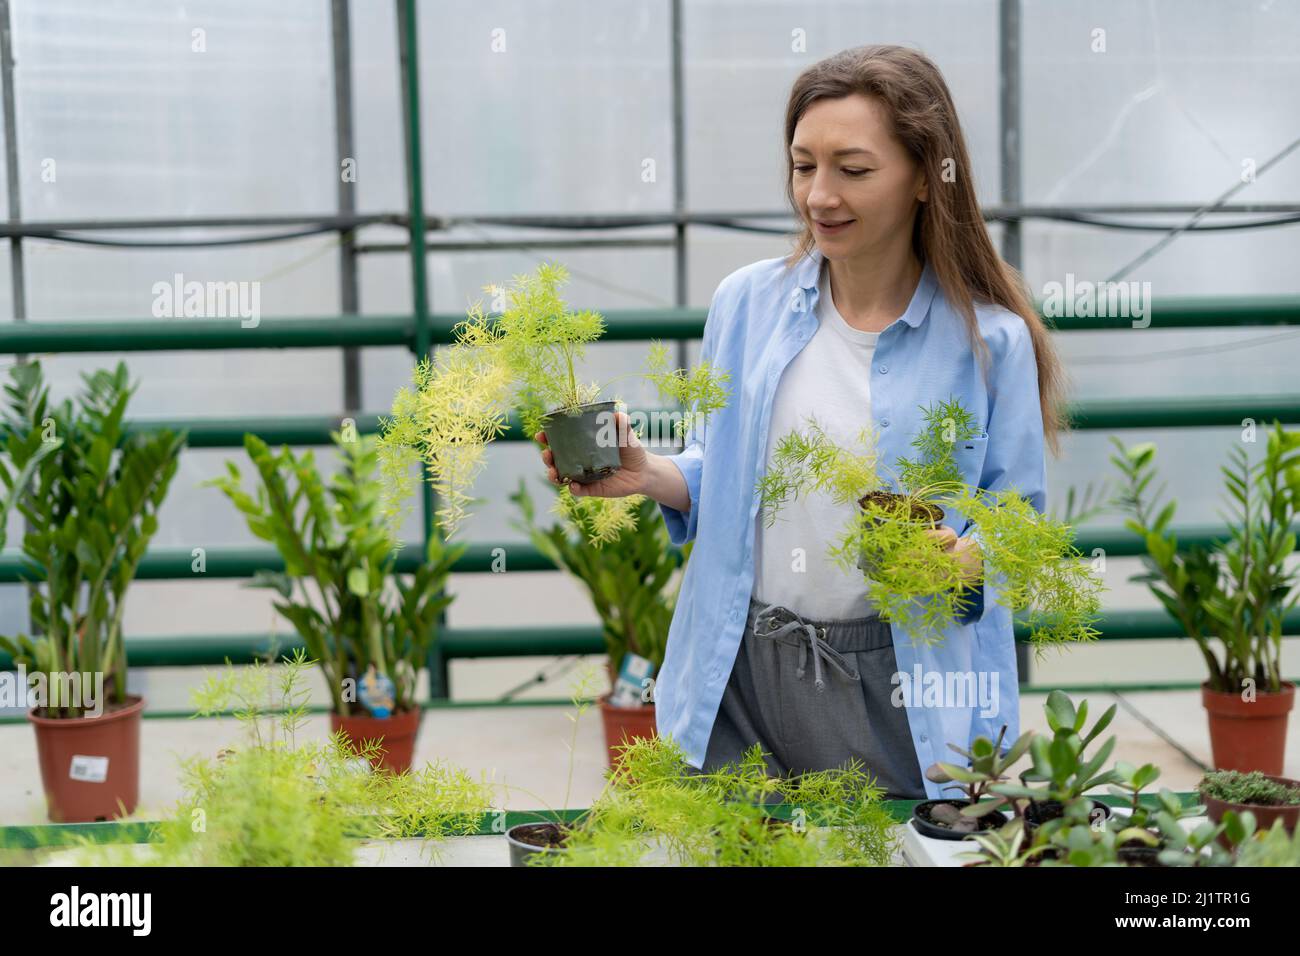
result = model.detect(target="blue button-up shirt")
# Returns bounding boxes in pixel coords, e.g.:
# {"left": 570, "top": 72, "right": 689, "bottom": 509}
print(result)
{"left": 656, "top": 247, "right": 1046, "bottom": 799}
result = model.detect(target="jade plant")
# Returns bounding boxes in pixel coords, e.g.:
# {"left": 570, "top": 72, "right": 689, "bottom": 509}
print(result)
{"left": 758, "top": 397, "right": 1104, "bottom": 647}
{"left": 1234, "top": 817, "right": 1300, "bottom": 866}
{"left": 511, "top": 477, "right": 687, "bottom": 680}
{"left": 1110, "top": 425, "right": 1300, "bottom": 695}
{"left": 988, "top": 690, "right": 1123, "bottom": 820}
{"left": 377, "top": 261, "right": 731, "bottom": 539}
{"left": 64, "top": 651, "right": 495, "bottom": 866}
{"left": 0, "top": 361, "right": 186, "bottom": 716}
{"left": 942, "top": 693, "right": 1280, "bottom": 868}
{"left": 921, "top": 725, "right": 1034, "bottom": 834}
{"left": 536, "top": 735, "right": 899, "bottom": 867}
{"left": 203, "top": 429, "right": 464, "bottom": 719}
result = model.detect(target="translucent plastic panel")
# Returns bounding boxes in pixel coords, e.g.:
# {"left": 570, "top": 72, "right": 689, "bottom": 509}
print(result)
{"left": 416, "top": 0, "right": 674, "bottom": 215}
{"left": 1023, "top": 0, "right": 1300, "bottom": 206}
{"left": 685, "top": 0, "right": 1001, "bottom": 211}
{"left": 13, "top": 0, "right": 335, "bottom": 220}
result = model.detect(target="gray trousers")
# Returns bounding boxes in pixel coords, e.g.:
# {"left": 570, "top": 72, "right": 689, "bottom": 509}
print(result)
{"left": 701, "top": 593, "right": 927, "bottom": 800}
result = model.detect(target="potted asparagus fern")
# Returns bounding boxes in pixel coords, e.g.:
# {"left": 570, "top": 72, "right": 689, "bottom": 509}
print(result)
{"left": 536, "top": 735, "right": 900, "bottom": 867}
{"left": 0, "top": 361, "right": 185, "bottom": 822}
{"left": 376, "top": 261, "right": 731, "bottom": 540}
{"left": 204, "top": 429, "right": 465, "bottom": 774}
{"left": 65, "top": 650, "right": 495, "bottom": 866}
{"left": 758, "top": 397, "right": 1104, "bottom": 647}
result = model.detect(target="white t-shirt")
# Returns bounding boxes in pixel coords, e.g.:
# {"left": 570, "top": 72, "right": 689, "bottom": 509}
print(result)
{"left": 753, "top": 260, "right": 881, "bottom": 621}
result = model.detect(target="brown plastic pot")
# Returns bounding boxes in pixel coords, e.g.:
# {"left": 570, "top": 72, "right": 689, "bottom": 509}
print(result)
{"left": 855, "top": 492, "right": 945, "bottom": 576}
{"left": 28, "top": 694, "right": 145, "bottom": 823}
{"left": 1201, "top": 680, "right": 1295, "bottom": 774}
{"left": 1202, "top": 773, "right": 1300, "bottom": 845}
{"left": 329, "top": 706, "right": 422, "bottom": 775}
{"left": 598, "top": 695, "right": 657, "bottom": 767}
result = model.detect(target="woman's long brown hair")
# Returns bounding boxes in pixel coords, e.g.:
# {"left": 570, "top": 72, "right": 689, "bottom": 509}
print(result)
{"left": 782, "top": 44, "right": 1067, "bottom": 456}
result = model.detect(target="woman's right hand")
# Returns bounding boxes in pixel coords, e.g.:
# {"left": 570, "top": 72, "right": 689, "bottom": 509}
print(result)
{"left": 534, "top": 410, "right": 648, "bottom": 499}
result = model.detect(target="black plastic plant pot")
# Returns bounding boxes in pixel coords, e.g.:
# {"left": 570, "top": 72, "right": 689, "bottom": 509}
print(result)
{"left": 1117, "top": 843, "right": 1166, "bottom": 867}
{"left": 1023, "top": 797, "right": 1112, "bottom": 831}
{"left": 542, "top": 400, "right": 622, "bottom": 485}
{"left": 910, "top": 799, "right": 1009, "bottom": 841}
{"left": 505, "top": 821, "right": 572, "bottom": 867}
{"left": 855, "top": 492, "right": 945, "bottom": 576}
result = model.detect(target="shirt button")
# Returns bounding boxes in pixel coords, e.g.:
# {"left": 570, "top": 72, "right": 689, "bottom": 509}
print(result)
{"left": 920, "top": 734, "right": 928, "bottom": 742}
{"left": 881, "top": 419, "right": 890, "bottom": 428}
{"left": 879, "top": 364, "right": 888, "bottom": 374}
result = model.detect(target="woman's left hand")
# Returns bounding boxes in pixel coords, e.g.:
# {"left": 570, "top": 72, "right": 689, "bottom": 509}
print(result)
{"left": 925, "top": 527, "right": 983, "bottom": 585}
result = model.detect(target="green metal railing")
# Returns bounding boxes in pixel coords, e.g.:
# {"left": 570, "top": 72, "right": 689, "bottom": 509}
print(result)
{"left": 1, "top": 0, "right": 1297, "bottom": 700}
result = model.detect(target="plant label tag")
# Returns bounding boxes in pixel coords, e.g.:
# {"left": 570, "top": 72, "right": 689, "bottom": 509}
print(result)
{"left": 610, "top": 652, "right": 656, "bottom": 707}
{"left": 69, "top": 755, "right": 109, "bottom": 783}
{"left": 358, "top": 666, "right": 396, "bottom": 718}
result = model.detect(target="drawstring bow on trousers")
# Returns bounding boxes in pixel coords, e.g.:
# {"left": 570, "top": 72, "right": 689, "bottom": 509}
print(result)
{"left": 754, "top": 604, "right": 860, "bottom": 692}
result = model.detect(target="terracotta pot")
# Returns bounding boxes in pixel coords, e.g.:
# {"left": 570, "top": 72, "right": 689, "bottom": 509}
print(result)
{"left": 1202, "top": 774, "right": 1300, "bottom": 847}
{"left": 28, "top": 695, "right": 145, "bottom": 823}
{"left": 598, "top": 695, "right": 656, "bottom": 767}
{"left": 329, "top": 706, "right": 422, "bottom": 774}
{"left": 1201, "top": 681, "right": 1295, "bottom": 774}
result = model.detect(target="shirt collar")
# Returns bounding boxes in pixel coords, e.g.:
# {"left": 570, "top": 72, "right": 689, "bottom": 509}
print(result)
{"left": 793, "top": 246, "right": 939, "bottom": 329}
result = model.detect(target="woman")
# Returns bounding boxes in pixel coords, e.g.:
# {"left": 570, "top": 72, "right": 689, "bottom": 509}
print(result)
{"left": 535, "top": 45, "right": 1066, "bottom": 800}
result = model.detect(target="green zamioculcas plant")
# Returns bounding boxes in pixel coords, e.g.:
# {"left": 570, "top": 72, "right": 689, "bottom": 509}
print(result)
{"left": 203, "top": 429, "right": 465, "bottom": 718}
{"left": 510, "top": 477, "right": 688, "bottom": 680}
{"left": 1109, "top": 425, "right": 1300, "bottom": 695}
{"left": 62, "top": 651, "right": 495, "bottom": 866}
{"left": 376, "top": 261, "right": 730, "bottom": 541}
{"left": 758, "top": 397, "right": 1104, "bottom": 648}
{"left": 0, "top": 361, "right": 186, "bottom": 716}
{"left": 535, "top": 735, "right": 900, "bottom": 867}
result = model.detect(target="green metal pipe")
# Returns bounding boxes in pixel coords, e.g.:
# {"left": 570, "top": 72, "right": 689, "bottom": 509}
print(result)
{"left": 0, "top": 524, "right": 1290, "bottom": 583}
{"left": 0, "top": 395, "right": 1292, "bottom": 452}
{"left": 0, "top": 296, "right": 1298, "bottom": 355}
{"left": 1068, "top": 395, "right": 1300, "bottom": 429}
{"left": 0, "top": 315, "right": 413, "bottom": 353}
{"left": 3, "top": 612, "right": 1297, "bottom": 672}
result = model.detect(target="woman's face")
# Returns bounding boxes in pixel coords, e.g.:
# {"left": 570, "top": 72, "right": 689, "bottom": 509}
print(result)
{"left": 790, "top": 93, "right": 927, "bottom": 260}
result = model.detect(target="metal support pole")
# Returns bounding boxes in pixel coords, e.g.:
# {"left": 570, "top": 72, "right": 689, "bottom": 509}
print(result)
{"left": 998, "top": 0, "right": 1030, "bottom": 686}
{"left": 0, "top": 0, "right": 24, "bottom": 330}
{"left": 999, "top": 0, "right": 1022, "bottom": 271}
{"left": 0, "top": 0, "right": 37, "bottom": 642}
{"left": 670, "top": 0, "right": 688, "bottom": 452}
{"left": 396, "top": 0, "right": 448, "bottom": 700}
{"left": 331, "top": 0, "right": 362, "bottom": 415}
